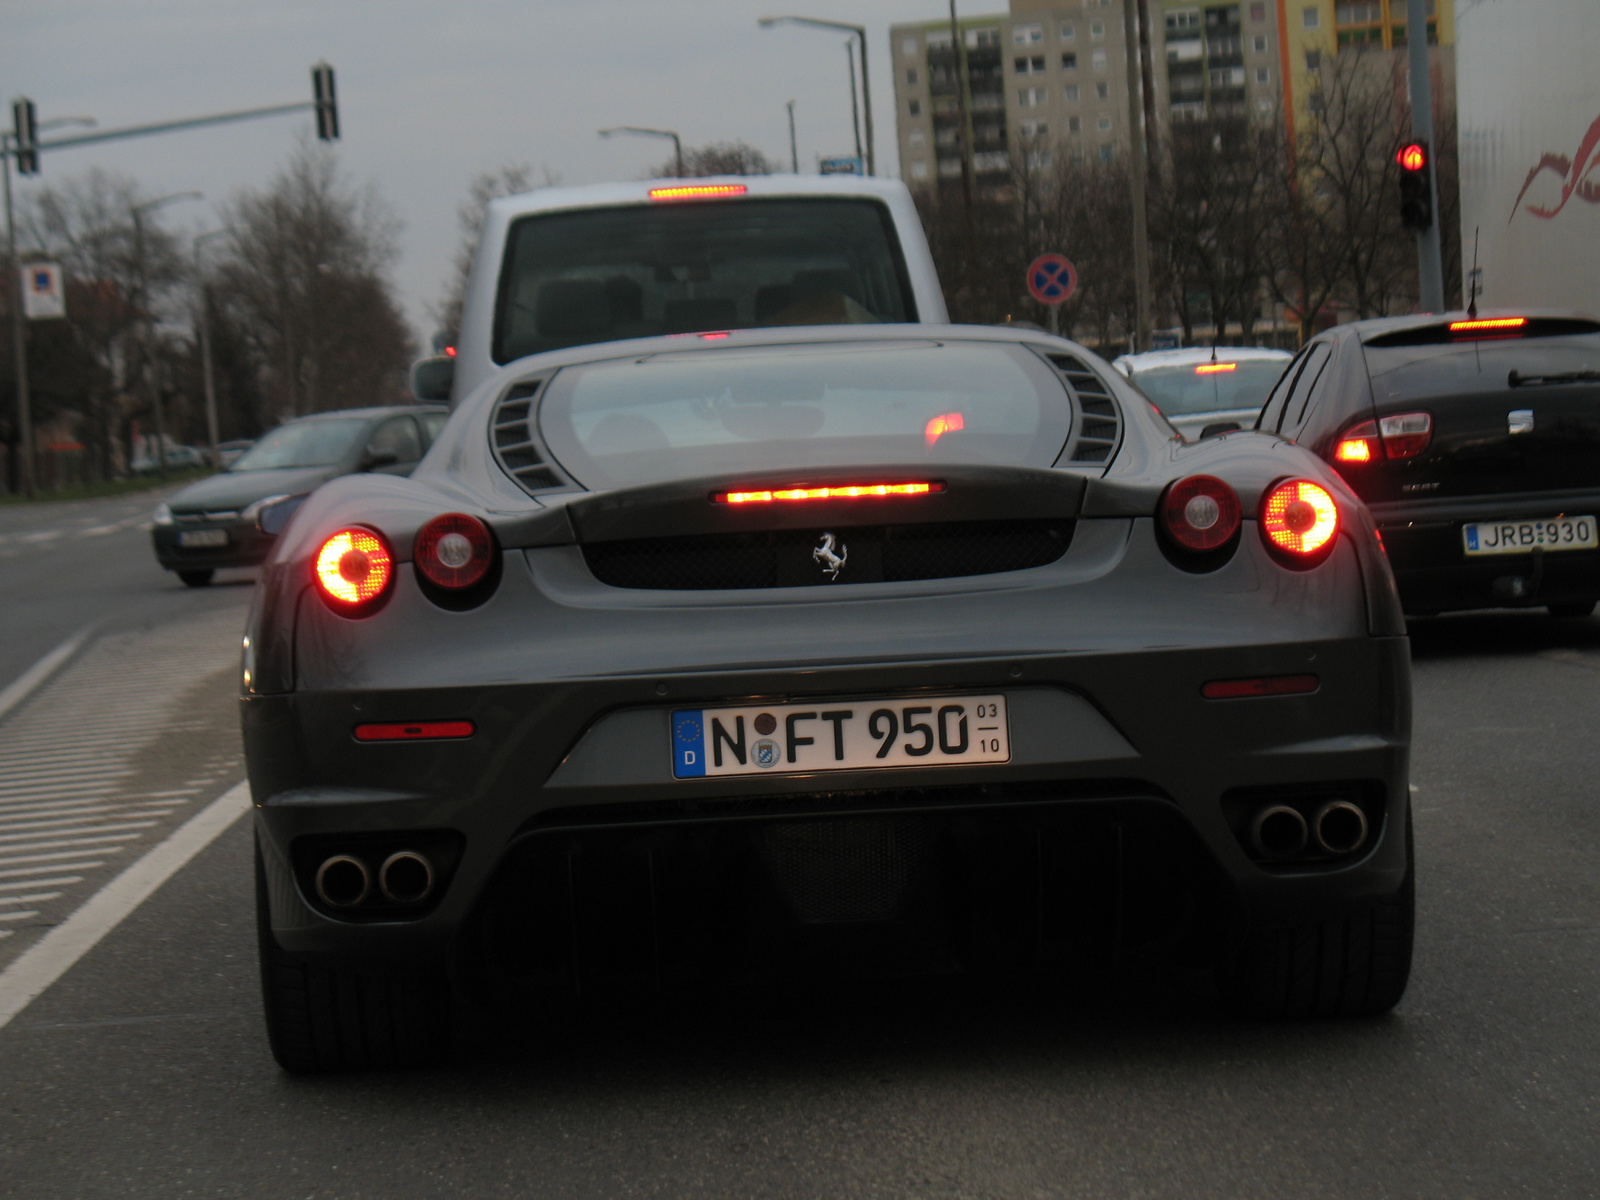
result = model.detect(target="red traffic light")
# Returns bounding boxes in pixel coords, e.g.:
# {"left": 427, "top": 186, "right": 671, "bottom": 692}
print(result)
{"left": 1397, "top": 142, "right": 1427, "bottom": 172}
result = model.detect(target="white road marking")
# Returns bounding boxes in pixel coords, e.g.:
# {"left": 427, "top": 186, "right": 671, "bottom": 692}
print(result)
{"left": 0, "top": 860, "right": 109, "bottom": 877}
{"left": 0, "top": 912, "right": 39, "bottom": 923}
{"left": 0, "top": 877, "right": 84, "bottom": 892}
{"left": 0, "top": 780, "right": 250, "bottom": 1031}
{"left": 0, "top": 625, "right": 98, "bottom": 727}
{"left": 0, "top": 894, "right": 60, "bottom": 906}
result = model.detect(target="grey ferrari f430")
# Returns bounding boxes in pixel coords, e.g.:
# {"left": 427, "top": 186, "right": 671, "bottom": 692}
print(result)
{"left": 242, "top": 325, "right": 1413, "bottom": 1071}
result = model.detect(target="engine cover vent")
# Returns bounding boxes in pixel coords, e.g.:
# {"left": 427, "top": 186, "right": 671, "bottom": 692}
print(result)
{"left": 488, "top": 378, "right": 573, "bottom": 495}
{"left": 1047, "top": 353, "right": 1123, "bottom": 466}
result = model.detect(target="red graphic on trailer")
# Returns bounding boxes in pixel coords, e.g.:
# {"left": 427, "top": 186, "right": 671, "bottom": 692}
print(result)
{"left": 1508, "top": 112, "right": 1600, "bottom": 221}
{"left": 1027, "top": 254, "right": 1077, "bottom": 305}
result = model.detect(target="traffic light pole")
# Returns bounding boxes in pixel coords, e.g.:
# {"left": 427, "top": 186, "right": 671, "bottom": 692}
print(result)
{"left": 3, "top": 135, "right": 35, "bottom": 497}
{"left": 1405, "top": 0, "right": 1445, "bottom": 313}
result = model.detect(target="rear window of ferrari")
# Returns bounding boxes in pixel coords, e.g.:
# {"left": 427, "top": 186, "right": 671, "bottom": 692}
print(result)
{"left": 492, "top": 199, "right": 916, "bottom": 364}
{"left": 536, "top": 341, "right": 1073, "bottom": 490}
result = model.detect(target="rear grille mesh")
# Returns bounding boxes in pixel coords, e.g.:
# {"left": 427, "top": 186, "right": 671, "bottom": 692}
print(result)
{"left": 1047, "top": 353, "right": 1123, "bottom": 465}
{"left": 583, "top": 519, "right": 1073, "bottom": 590}
{"left": 489, "top": 378, "right": 572, "bottom": 494}
{"left": 761, "top": 817, "right": 932, "bottom": 922}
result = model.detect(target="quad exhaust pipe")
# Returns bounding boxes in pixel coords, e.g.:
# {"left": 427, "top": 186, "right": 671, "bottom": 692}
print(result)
{"left": 1311, "top": 801, "right": 1368, "bottom": 856}
{"left": 1249, "top": 805, "right": 1308, "bottom": 860}
{"left": 313, "top": 850, "right": 435, "bottom": 908}
{"left": 1248, "top": 800, "right": 1370, "bottom": 861}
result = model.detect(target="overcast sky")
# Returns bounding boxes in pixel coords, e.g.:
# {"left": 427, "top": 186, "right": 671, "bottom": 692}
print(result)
{"left": 3, "top": 0, "right": 947, "bottom": 342}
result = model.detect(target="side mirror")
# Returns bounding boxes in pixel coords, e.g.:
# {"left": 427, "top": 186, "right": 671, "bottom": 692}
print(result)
{"left": 411, "top": 355, "right": 455, "bottom": 402}
{"left": 1200, "top": 421, "right": 1242, "bottom": 439}
{"left": 361, "top": 447, "right": 401, "bottom": 471}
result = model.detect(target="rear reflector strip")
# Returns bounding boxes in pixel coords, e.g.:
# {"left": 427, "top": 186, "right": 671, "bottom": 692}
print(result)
{"left": 354, "top": 721, "right": 475, "bottom": 742}
{"left": 1202, "top": 675, "right": 1319, "bottom": 700}
{"left": 1449, "top": 316, "right": 1526, "bottom": 334}
{"left": 714, "top": 482, "right": 944, "bottom": 504}
{"left": 649, "top": 184, "right": 748, "bottom": 201}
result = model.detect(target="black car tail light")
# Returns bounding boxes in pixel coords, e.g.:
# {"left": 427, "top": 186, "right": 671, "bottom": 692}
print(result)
{"left": 1334, "top": 420, "right": 1379, "bottom": 464}
{"left": 415, "top": 513, "right": 496, "bottom": 590}
{"left": 1160, "top": 475, "right": 1241, "bottom": 552}
{"left": 1334, "top": 413, "right": 1431, "bottom": 464}
{"left": 313, "top": 526, "right": 394, "bottom": 615}
{"left": 1260, "top": 479, "right": 1339, "bottom": 561}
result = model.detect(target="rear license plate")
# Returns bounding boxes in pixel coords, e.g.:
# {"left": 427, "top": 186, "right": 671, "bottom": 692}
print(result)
{"left": 178, "top": 529, "right": 228, "bottom": 548}
{"left": 671, "top": 694, "right": 1010, "bottom": 779}
{"left": 1462, "top": 516, "right": 1597, "bottom": 556}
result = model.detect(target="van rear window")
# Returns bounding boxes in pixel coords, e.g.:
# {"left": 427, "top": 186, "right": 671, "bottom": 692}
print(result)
{"left": 491, "top": 198, "right": 917, "bottom": 364}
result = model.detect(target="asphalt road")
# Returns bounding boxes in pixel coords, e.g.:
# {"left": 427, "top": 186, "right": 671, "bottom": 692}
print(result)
{"left": 0, "top": 489, "right": 1597, "bottom": 1198}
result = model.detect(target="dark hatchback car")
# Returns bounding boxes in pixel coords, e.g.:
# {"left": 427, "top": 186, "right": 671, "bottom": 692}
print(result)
{"left": 152, "top": 405, "right": 448, "bottom": 586}
{"left": 1255, "top": 311, "right": 1600, "bottom": 616}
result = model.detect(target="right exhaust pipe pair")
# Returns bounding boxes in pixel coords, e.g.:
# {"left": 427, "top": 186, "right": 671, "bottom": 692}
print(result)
{"left": 1249, "top": 801, "right": 1368, "bottom": 861}
{"left": 313, "top": 850, "right": 435, "bottom": 908}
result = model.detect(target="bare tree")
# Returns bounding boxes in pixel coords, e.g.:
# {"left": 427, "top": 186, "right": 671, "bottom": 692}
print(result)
{"left": 650, "top": 141, "right": 775, "bottom": 178}
{"left": 214, "top": 138, "right": 414, "bottom": 422}
{"left": 434, "top": 163, "right": 559, "bottom": 342}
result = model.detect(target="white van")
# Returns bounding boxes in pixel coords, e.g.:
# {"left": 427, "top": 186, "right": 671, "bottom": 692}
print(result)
{"left": 415, "top": 174, "right": 950, "bottom": 405}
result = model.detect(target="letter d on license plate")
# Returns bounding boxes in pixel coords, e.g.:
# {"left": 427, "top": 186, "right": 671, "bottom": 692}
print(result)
{"left": 671, "top": 694, "right": 1010, "bottom": 779}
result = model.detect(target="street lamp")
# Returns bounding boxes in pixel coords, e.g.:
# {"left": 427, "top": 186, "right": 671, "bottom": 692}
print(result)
{"left": 131, "top": 191, "right": 203, "bottom": 480}
{"left": 193, "top": 229, "right": 230, "bottom": 468}
{"left": 3, "top": 114, "right": 96, "bottom": 498}
{"left": 598, "top": 126, "right": 684, "bottom": 178}
{"left": 758, "top": 16, "right": 874, "bottom": 176}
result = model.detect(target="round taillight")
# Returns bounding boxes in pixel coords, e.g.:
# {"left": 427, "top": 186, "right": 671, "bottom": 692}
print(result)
{"left": 414, "top": 513, "right": 494, "bottom": 590}
{"left": 1161, "top": 475, "right": 1242, "bottom": 551}
{"left": 1261, "top": 479, "right": 1339, "bottom": 556}
{"left": 314, "top": 527, "right": 394, "bottom": 611}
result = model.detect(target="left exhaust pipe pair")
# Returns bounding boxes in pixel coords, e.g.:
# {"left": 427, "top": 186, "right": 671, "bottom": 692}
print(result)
{"left": 1248, "top": 800, "right": 1369, "bottom": 861}
{"left": 313, "top": 850, "right": 434, "bottom": 908}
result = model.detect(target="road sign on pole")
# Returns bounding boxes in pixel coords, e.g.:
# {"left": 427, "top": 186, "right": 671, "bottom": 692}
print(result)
{"left": 1027, "top": 253, "right": 1077, "bottom": 336}
{"left": 21, "top": 263, "right": 65, "bottom": 319}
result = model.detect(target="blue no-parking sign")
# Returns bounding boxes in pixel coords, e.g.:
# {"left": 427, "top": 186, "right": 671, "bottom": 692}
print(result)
{"left": 1026, "top": 253, "right": 1077, "bottom": 306}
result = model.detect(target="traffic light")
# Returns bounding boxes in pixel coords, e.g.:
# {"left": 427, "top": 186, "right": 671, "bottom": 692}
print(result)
{"left": 1397, "top": 139, "right": 1432, "bottom": 231}
{"left": 12, "top": 97, "right": 38, "bottom": 175}
{"left": 311, "top": 63, "right": 339, "bottom": 142}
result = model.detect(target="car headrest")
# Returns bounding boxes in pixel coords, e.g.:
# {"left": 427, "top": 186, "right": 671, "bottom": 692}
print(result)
{"left": 537, "top": 280, "right": 612, "bottom": 338}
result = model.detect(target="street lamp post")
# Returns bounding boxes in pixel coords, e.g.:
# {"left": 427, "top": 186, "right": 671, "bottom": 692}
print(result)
{"left": 786, "top": 100, "right": 798, "bottom": 174}
{"left": 3, "top": 115, "right": 95, "bottom": 498}
{"left": 131, "top": 191, "right": 203, "bottom": 480}
{"left": 598, "top": 126, "right": 684, "bottom": 177}
{"left": 193, "top": 229, "right": 229, "bottom": 468}
{"left": 758, "top": 16, "right": 874, "bottom": 176}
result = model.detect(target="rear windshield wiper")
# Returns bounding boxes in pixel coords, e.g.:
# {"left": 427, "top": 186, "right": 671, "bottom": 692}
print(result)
{"left": 1509, "top": 369, "right": 1600, "bottom": 387}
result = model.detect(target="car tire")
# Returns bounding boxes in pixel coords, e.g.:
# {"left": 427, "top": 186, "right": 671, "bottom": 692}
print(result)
{"left": 255, "top": 839, "right": 449, "bottom": 1072}
{"left": 177, "top": 570, "right": 214, "bottom": 588}
{"left": 1220, "top": 811, "right": 1413, "bottom": 1019}
{"left": 1546, "top": 600, "right": 1597, "bottom": 619}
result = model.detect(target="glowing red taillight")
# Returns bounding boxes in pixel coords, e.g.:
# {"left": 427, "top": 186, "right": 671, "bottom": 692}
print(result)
{"left": 1160, "top": 475, "right": 1242, "bottom": 552}
{"left": 1333, "top": 413, "right": 1430, "bottom": 464}
{"left": 1261, "top": 479, "right": 1339, "bottom": 557}
{"left": 414, "top": 513, "right": 495, "bottom": 590}
{"left": 714, "top": 482, "right": 943, "bottom": 504}
{"left": 649, "top": 184, "right": 748, "bottom": 202}
{"left": 314, "top": 527, "right": 393, "bottom": 612}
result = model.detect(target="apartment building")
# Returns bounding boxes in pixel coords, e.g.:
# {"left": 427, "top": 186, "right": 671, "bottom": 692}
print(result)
{"left": 890, "top": 0, "right": 1454, "bottom": 184}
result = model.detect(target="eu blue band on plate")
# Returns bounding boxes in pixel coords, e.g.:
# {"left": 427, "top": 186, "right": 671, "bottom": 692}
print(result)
{"left": 672, "top": 710, "right": 706, "bottom": 778}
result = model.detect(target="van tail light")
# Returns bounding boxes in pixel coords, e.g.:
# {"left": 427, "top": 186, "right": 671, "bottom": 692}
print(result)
{"left": 1261, "top": 480, "right": 1339, "bottom": 558}
{"left": 414, "top": 513, "right": 495, "bottom": 590}
{"left": 1160, "top": 475, "right": 1242, "bottom": 551}
{"left": 314, "top": 527, "right": 394, "bottom": 613}
{"left": 1378, "top": 411, "right": 1432, "bottom": 458}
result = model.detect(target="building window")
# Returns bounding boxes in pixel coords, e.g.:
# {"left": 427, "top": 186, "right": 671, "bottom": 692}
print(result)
{"left": 1257, "top": 96, "right": 1274, "bottom": 112}
{"left": 1166, "top": 8, "right": 1201, "bottom": 32}
{"left": 1099, "top": 143, "right": 1114, "bottom": 162}
{"left": 1015, "top": 56, "right": 1030, "bottom": 73}
{"left": 1098, "top": 113, "right": 1113, "bottom": 131}
{"left": 1027, "top": 150, "right": 1053, "bottom": 169}
{"left": 902, "top": 37, "right": 919, "bottom": 57}
{"left": 1018, "top": 86, "right": 1049, "bottom": 107}
{"left": 1064, "top": 84, "right": 1080, "bottom": 101}
{"left": 1303, "top": 5, "right": 1320, "bottom": 28}
{"left": 1255, "top": 67, "right": 1270, "bottom": 83}
{"left": 1096, "top": 81, "right": 1109, "bottom": 99}
{"left": 1069, "top": 115, "right": 1082, "bottom": 132}
{"left": 1090, "top": 19, "right": 1106, "bottom": 39}
{"left": 909, "top": 99, "right": 922, "bottom": 117}
{"left": 1092, "top": 48, "right": 1108, "bottom": 68}
{"left": 1061, "top": 52, "right": 1077, "bottom": 69}
{"left": 1018, "top": 119, "right": 1047, "bottom": 137}
{"left": 1305, "top": 48, "right": 1322, "bottom": 69}
{"left": 1071, "top": 147, "right": 1086, "bottom": 163}
{"left": 1250, "top": 1, "right": 1266, "bottom": 18}
{"left": 910, "top": 160, "right": 929, "bottom": 180}
{"left": 1252, "top": 34, "right": 1268, "bottom": 52}
{"left": 1013, "top": 21, "right": 1043, "bottom": 44}
{"left": 909, "top": 129, "right": 926, "bottom": 145}
{"left": 968, "top": 27, "right": 1002, "bottom": 49}
{"left": 925, "top": 29, "right": 952, "bottom": 48}
{"left": 1060, "top": 20, "right": 1075, "bottom": 39}
{"left": 906, "top": 68, "right": 918, "bottom": 85}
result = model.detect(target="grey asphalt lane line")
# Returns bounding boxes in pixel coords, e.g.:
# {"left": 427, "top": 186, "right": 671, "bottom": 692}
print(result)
{"left": 0, "top": 624, "right": 98, "bottom": 727}
{"left": 0, "top": 780, "right": 250, "bottom": 1031}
